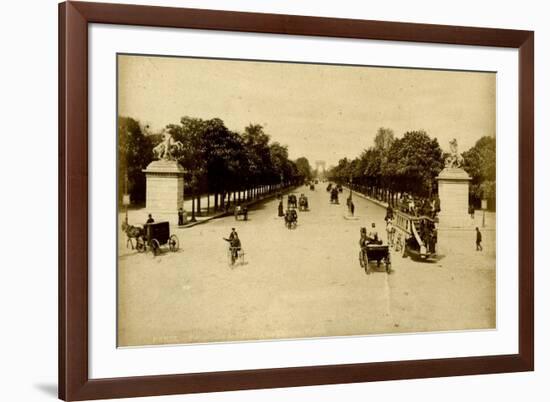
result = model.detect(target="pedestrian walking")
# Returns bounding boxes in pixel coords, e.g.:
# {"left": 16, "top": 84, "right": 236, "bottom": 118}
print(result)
{"left": 476, "top": 227, "right": 483, "bottom": 251}
{"left": 350, "top": 200, "right": 355, "bottom": 216}
{"left": 386, "top": 218, "right": 394, "bottom": 247}
{"left": 178, "top": 208, "right": 184, "bottom": 226}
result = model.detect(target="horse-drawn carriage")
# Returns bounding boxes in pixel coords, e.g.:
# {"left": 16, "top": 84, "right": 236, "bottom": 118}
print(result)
{"left": 287, "top": 194, "right": 298, "bottom": 209}
{"left": 394, "top": 210, "right": 437, "bottom": 260}
{"left": 234, "top": 205, "right": 248, "bottom": 221}
{"left": 330, "top": 188, "right": 339, "bottom": 204}
{"left": 135, "top": 221, "right": 179, "bottom": 256}
{"left": 358, "top": 227, "right": 391, "bottom": 274}
{"left": 284, "top": 209, "right": 298, "bottom": 229}
{"left": 298, "top": 194, "right": 309, "bottom": 211}
{"left": 359, "top": 243, "right": 391, "bottom": 274}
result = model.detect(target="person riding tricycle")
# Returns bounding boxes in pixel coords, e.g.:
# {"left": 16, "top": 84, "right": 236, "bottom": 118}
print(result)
{"left": 223, "top": 228, "right": 243, "bottom": 266}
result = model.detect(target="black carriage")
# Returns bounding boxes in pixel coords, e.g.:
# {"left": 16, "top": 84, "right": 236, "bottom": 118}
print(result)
{"left": 298, "top": 195, "right": 309, "bottom": 211}
{"left": 394, "top": 211, "right": 437, "bottom": 260}
{"left": 359, "top": 244, "right": 391, "bottom": 274}
{"left": 284, "top": 209, "right": 298, "bottom": 229}
{"left": 287, "top": 194, "right": 298, "bottom": 209}
{"left": 234, "top": 205, "right": 248, "bottom": 221}
{"left": 330, "top": 188, "right": 339, "bottom": 204}
{"left": 136, "top": 221, "right": 179, "bottom": 256}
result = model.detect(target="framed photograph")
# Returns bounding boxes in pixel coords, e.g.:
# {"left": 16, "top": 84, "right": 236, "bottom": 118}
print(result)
{"left": 59, "top": 1, "right": 534, "bottom": 400}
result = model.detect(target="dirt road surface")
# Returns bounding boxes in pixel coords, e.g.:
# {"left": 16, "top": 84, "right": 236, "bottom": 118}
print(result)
{"left": 118, "top": 185, "right": 495, "bottom": 346}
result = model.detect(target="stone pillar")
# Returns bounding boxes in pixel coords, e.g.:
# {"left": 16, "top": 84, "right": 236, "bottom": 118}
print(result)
{"left": 143, "top": 160, "right": 186, "bottom": 225}
{"left": 436, "top": 167, "right": 472, "bottom": 229}
{"left": 436, "top": 167, "right": 472, "bottom": 255}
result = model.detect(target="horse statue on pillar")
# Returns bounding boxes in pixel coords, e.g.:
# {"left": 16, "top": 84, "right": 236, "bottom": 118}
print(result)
{"left": 444, "top": 138, "right": 464, "bottom": 168}
{"left": 153, "top": 130, "right": 184, "bottom": 161}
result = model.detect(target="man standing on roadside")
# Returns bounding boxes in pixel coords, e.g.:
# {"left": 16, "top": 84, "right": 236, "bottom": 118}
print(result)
{"left": 476, "top": 227, "right": 483, "bottom": 251}
{"left": 178, "top": 208, "right": 184, "bottom": 226}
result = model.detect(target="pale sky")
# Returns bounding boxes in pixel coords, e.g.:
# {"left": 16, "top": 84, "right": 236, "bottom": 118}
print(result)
{"left": 118, "top": 54, "right": 496, "bottom": 168}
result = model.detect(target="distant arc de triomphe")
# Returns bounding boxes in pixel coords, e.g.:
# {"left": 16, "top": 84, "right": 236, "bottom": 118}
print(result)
{"left": 315, "top": 160, "right": 326, "bottom": 173}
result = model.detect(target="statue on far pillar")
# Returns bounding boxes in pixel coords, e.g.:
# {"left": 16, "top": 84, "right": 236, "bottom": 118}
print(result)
{"left": 444, "top": 138, "right": 464, "bottom": 168}
{"left": 152, "top": 129, "right": 184, "bottom": 161}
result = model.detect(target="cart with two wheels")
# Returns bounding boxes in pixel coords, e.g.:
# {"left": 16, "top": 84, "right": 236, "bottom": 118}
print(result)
{"left": 136, "top": 221, "right": 179, "bottom": 256}
{"left": 359, "top": 244, "right": 391, "bottom": 274}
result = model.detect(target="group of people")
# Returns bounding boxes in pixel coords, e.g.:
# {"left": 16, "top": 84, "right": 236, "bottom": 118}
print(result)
{"left": 417, "top": 218, "right": 438, "bottom": 254}
{"left": 397, "top": 193, "right": 440, "bottom": 218}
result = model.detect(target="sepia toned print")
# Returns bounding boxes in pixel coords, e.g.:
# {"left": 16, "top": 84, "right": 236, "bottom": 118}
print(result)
{"left": 117, "top": 54, "right": 496, "bottom": 347}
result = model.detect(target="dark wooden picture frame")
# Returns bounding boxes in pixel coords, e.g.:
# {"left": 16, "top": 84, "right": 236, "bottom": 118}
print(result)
{"left": 59, "top": 1, "right": 534, "bottom": 400}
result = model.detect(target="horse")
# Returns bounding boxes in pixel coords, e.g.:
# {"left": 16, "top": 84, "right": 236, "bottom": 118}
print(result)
{"left": 153, "top": 132, "right": 184, "bottom": 160}
{"left": 121, "top": 219, "right": 145, "bottom": 249}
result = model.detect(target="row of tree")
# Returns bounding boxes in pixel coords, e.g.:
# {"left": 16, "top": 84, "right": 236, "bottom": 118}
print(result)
{"left": 327, "top": 128, "right": 496, "bottom": 210}
{"left": 118, "top": 116, "right": 313, "bottom": 215}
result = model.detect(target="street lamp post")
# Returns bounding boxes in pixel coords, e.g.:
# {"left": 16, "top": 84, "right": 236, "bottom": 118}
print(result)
{"left": 188, "top": 172, "right": 197, "bottom": 223}
{"left": 481, "top": 198, "right": 487, "bottom": 228}
{"left": 122, "top": 168, "right": 130, "bottom": 224}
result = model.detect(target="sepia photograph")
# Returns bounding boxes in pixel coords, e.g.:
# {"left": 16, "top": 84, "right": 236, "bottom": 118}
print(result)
{"left": 117, "top": 54, "right": 497, "bottom": 347}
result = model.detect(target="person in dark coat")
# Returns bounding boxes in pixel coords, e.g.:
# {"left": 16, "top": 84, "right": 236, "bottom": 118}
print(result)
{"left": 385, "top": 205, "right": 394, "bottom": 221}
{"left": 223, "top": 229, "right": 242, "bottom": 264}
{"left": 278, "top": 200, "right": 284, "bottom": 217}
{"left": 228, "top": 228, "right": 238, "bottom": 241}
{"left": 177, "top": 208, "right": 184, "bottom": 226}
{"left": 145, "top": 214, "right": 154, "bottom": 225}
{"left": 476, "top": 227, "right": 483, "bottom": 251}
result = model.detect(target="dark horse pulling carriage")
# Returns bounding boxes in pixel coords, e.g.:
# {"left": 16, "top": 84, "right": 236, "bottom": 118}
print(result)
{"left": 130, "top": 221, "right": 179, "bottom": 256}
{"left": 330, "top": 187, "right": 339, "bottom": 204}
{"left": 298, "top": 194, "right": 309, "bottom": 211}
{"left": 284, "top": 209, "right": 298, "bottom": 229}
{"left": 287, "top": 194, "right": 298, "bottom": 209}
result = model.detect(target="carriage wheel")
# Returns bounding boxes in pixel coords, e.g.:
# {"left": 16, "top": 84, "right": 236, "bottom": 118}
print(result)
{"left": 169, "top": 235, "right": 179, "bottom": 252}
{"left": 364, "top": 254, "right": 370, "bottom": 275}
{"left": 136, "top": 237, "right": 146, "bottom": 253}
{"left": 151, "top": 239, "right": 161, "bottom": 256}
{"left": 359, "top": 251, "right": 364, "bottom": 268}
{"left": 386, "top": 252, "right": 392, "bottom": 274}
